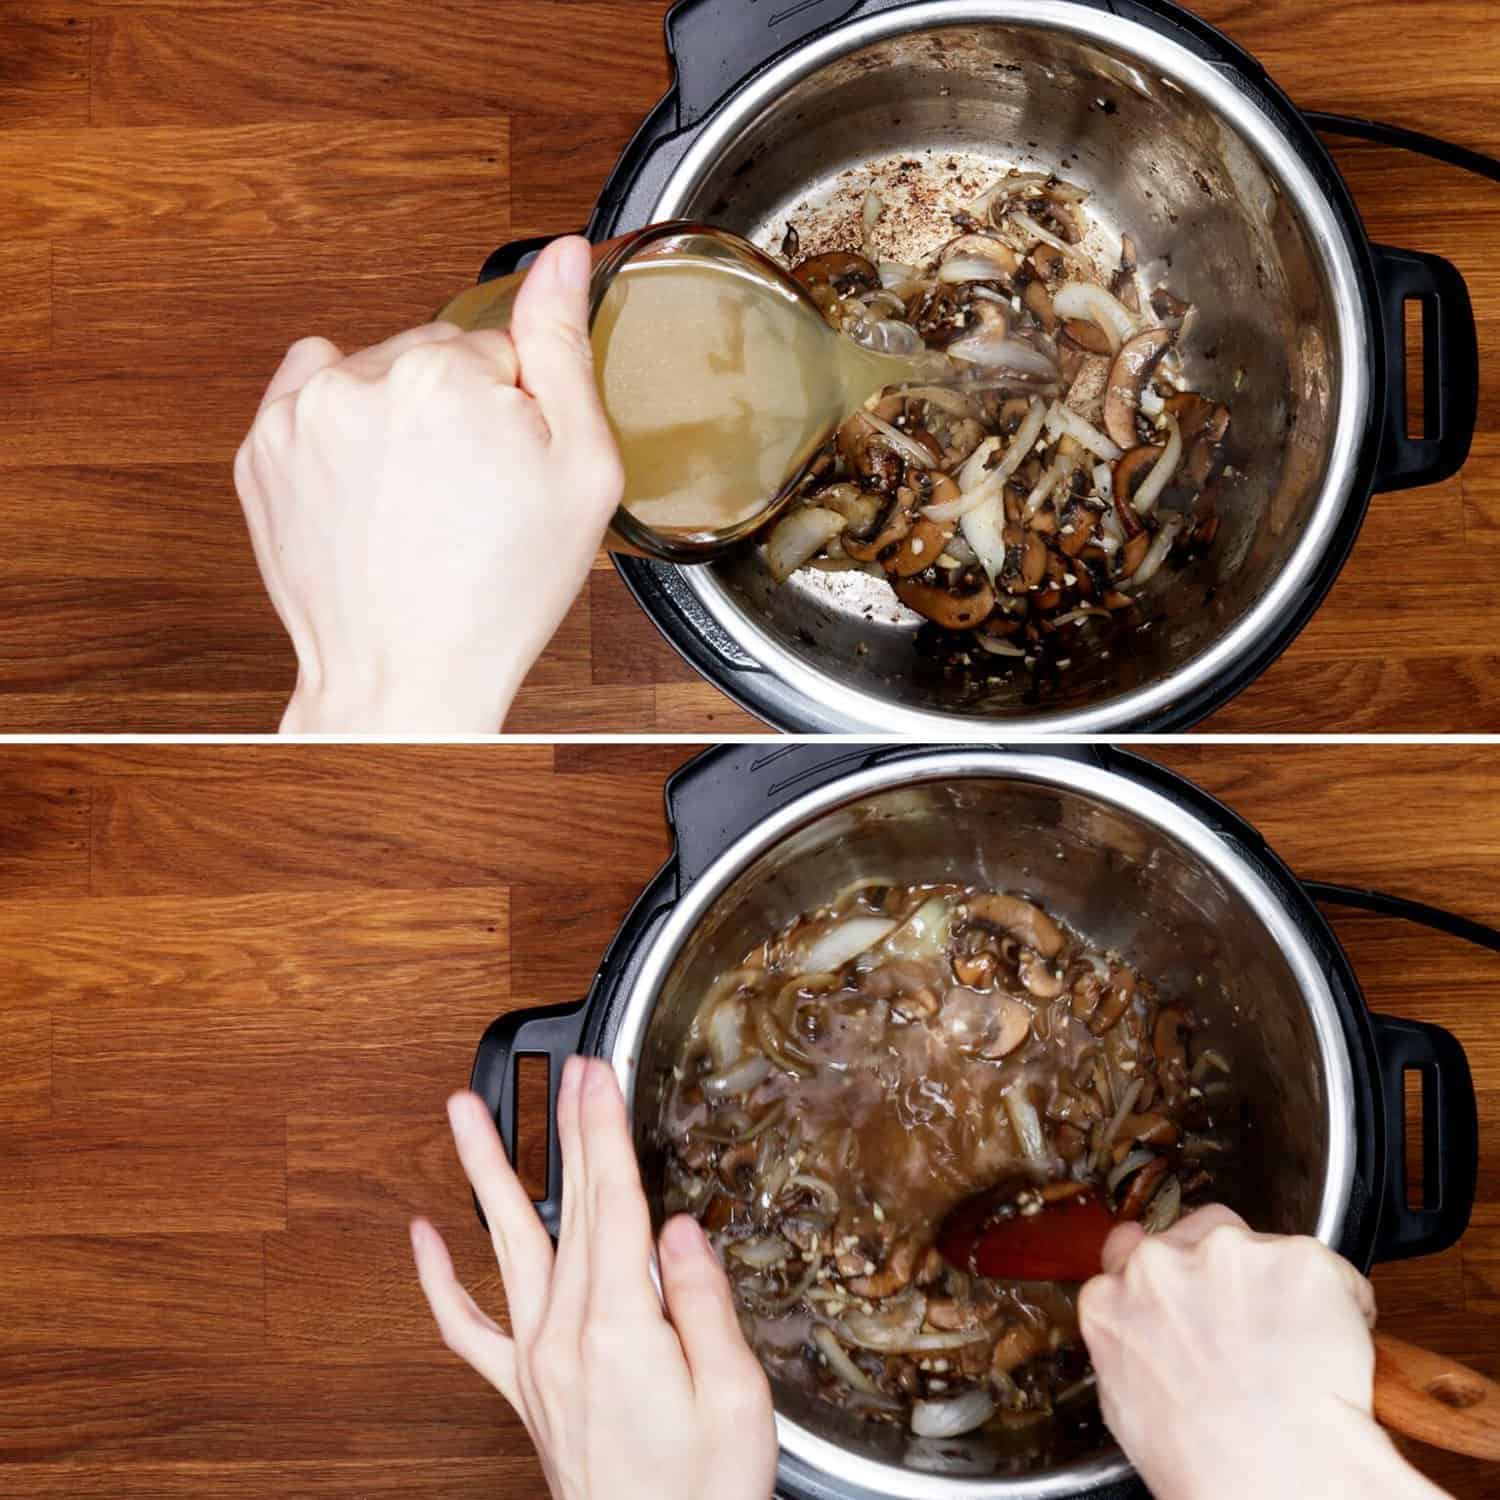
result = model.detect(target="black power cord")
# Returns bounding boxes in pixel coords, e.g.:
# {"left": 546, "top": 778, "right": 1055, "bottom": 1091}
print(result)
{"left": 1303, "top": 881, "right": 1500, "bottom": 958}
{"left": 1303, "top": 110, "right": 1500, "bottom": 188}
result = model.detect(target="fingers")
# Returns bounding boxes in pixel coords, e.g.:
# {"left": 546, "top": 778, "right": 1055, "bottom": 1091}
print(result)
{"left": 340, "top": 321, "right": 469, "bottom": 380}
{"left": 1156, "top": 1203, "right": 1250, "bottom": 1251}
{"left": 659, "top": 1215, "right": 760, "bottom": 1397}
{"left": 577, "top": 1059, "right": 663, "bottom": 1326}
{"left": 544, "top": 1056, "right": 593, "bottom": 1347}
{"left": 410, "top": 1216, "right": 518, "bottom": 1400}
{"left": 1099, "top": 1221, "right": 1146, "bottom": 1276}
{"left": 1341, "top": 1262, "right": 1378, "bottom": 1330}
{"left": 509, "top": 236, "right": 616, "bottom": 456}
{"left": 444, "top": 1092, "right": 555, "bottom": 1346}
{"left": 258, "top": 335, "right": 343, "bottom": 414}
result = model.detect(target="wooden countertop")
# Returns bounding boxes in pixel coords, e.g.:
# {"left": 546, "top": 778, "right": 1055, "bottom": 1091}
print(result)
{"left": 0, "top": 0, "right": 1497, "bottom": 733}
{"left": 0, "top": 743, "right": 1495, "bottom": 1497}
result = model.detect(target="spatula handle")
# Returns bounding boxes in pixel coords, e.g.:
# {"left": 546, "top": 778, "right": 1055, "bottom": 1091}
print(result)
{"left": 1373, "top": 1333, "right": 1500, "bottom": 1460}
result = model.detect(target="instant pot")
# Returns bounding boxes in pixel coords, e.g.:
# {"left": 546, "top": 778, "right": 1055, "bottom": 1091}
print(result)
{"left": 478, "top": 0, "right": 1481, "bottom": 733}
{"left": 471, "top": 744, "right": 1482, "bottom": 1500}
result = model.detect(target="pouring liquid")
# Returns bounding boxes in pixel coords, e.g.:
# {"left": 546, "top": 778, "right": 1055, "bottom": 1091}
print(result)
{"left": 435, "top": 229, "right": 948, "bottom": 549}
{"left": 590, "top": 251, "right": 944, "bottom": 541}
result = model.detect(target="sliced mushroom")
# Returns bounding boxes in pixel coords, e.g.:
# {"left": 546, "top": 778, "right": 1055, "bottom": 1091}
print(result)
{"left": 1022, "top": 276, "right": 1056, "bottom": 331}
{"left": 952, "top": 950, "right": 997, "bottom": 989}
{"left": 792, "top": 250, "right": 881, "bottom": 298}
{"left": 1116, "top": 531, "right": 1150, "bottom": 578}
{"left": 1017, "top": 950, "right": 1065, "bottom": 999}
{"left": 938, "top": 233, "right": 1022, "bottom": 281}
{"left": 1151, "top": 286, "right": 1192, "bottom": 321}
{"left": 963, "top": 892, "right": 1064, "bottom": 958}
{"left": 1113, "top": 444, "right": 1165, "bottom": 508}
{"left": 979, "top": 995, "right": 1033, "bottom": 1059}
{"left": 1087, "top": 968, "right": 1137, "bottom": 1035}
{"left": 843, "top": 496, "right": 913, "bottom": 562}
{"left": 1165, "top": 391, "right": 1231, "bottom": 488}
{"left": 1104, "top": 327, "right": 1173, "bottom": 449}
{"left": 991, "top": 1321, "right": 1052, "bottom": 1377}
{"left": 846, "top": 1235, "right": 920, "bottom": 1299}
{"left": 814, "top": 482, "right": 886, "bottom": 539}
{"left": 888, "top": 487, "right": 958, "bottom": 577}
{"left": 926, "top": 1298, "right": 985, "bottom": 1332}
{"left": 1117, "top": 1155, "right": 1171, "bottom": 1221}
{"left": 1029, "top": 243, "right": 1067, "bottom": 289}
{"left": 894, "top": 573, "right": 995, "bottom": 630}
{"left": 1062, "top": 317, "right": 1114, "bottom": 355}
{"left": 1118, "top": 1112, "right": 1181, "bottom": 1148}
{"left": 838, "top": 411, "right": 906, "bottom": 491}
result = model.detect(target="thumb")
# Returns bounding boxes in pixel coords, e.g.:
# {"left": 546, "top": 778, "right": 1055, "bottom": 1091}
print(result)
{"left": 510, "top": 235, "right": 614, "bottom": 454}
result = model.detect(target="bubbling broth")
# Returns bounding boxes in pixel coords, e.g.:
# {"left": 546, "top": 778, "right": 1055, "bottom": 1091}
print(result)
{"left": 592, "top": 252, "right": 942, "bottom": 539}
{"left": 657, "top": 879, "right": 1231, "bottom": 1470}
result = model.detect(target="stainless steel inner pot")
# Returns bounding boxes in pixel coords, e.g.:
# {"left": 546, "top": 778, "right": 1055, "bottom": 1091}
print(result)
{"left": 608, "top": 752, "right": 1357, "bottom": 1498}
{"left": 639, "top": 1, "right": 1370, "bottom": 733}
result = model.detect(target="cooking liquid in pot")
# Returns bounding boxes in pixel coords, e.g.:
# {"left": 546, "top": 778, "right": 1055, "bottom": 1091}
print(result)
{"left": 591, "top": 252, "right": 944, "bottom": 537}
{"left": 658, "top": 880, "right": 1229, "bottom": 1471}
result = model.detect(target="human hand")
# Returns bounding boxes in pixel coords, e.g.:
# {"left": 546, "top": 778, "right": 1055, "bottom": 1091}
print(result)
{"left": 411, "top": 1062, "right": 777, "bottom": 1500}
{"left": 237, "top": 237, "right": 624, "bottom": 734}
{"left": 1079, "top": 1205, "right": 1448, "bottom": 1500}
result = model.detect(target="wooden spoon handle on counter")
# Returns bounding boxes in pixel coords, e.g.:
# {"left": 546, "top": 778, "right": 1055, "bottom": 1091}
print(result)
{"left": 1373, "top": 1333, "right": 1500, "bottom": 1460}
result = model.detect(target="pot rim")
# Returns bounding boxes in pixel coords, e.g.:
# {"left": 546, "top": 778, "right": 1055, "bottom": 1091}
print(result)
{"left": 608, "top": 748, "right": 1358, "bottom": 1499}
{"left": 642, "top": 0, "right": 1374, "bottom": 736}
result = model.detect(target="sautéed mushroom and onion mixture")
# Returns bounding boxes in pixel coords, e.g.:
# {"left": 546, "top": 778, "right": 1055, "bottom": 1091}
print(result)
{"left": 764, "top": 171, "right": 1232, "bottom": 683}
{"left": 661, "top": 880, "right": 1230, "bottom": 1457}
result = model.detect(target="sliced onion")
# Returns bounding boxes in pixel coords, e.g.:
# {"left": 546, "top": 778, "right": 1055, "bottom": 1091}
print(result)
{"left": 1092, "top": 461, "right": 1114, "bottom": 501}
{"left": 926, "top": 399, "right": 1045, "bottom": 521}
{"left": 958, "top": 435, "right": 1003, "bottom": 492}
{"left": 729, "top": 1235, "right": 790, "bottom": 1269}
{"left": 1044, "top": 401, "right": 1122, "bottom": 462}
{"left": 706, "top": 997, "right": 745, "bottom": 1072}
{"left": 702, "top": 1053, "right": 773, "bottom": 1101}
{"left": 766, "top": 506, "right": 846, "bottom": 585}
{"left": 1101, "top": 1076, "right": 1144, "bottom": 1147}
{"left": 975, "top": 635, "right": 1025, "bottom": 658}
{"left": 1130, "top": 412, "right": 1183, "bottom": 515}
{"left": 1191, "top": 1049, "right": 1233, "bottom": 1083}
{"left": 859, "top": 411, "right": 938, "bottom": 468}
{"left": 883, "top": 895, "right": 954, "bottom": 962}
{"left": 1107, "top": 1147, "right": 1156, "bottom": 1194}
{"left": 1050, "top": 606, "right": 1110, "bottom": 628}
{"left": 1003, "top": 1085, "right": 1049, "bottom": 1165}
{"left": 839, "top": 1323, "right": 983, "bottom": 1354}
{"left": 859, "top": 288, "right": 912, "bottom": 318}
{"left": 1130, "top": 514, "right": 1185, "bottom": 587}
{"left": 938, "top": 255, "right": 1017, "bottom": 285}
{"left": 895, "top": 385, "right": 981, "bottom": 418}
{"left": 787, "top": 1173, "right": 840, "bottom": 1214}
{"left": 948, "top": 333, "right": 1057, "bottom": 380}
{"left": 812, "top": 1326, "right": 881, "bottom": 1395}
{"left": 960, "top": 490, "right": 1009, "bottom": 583}
{"left": 1022, "top": 446, "right": 1081, "bottom": 519}
{"left": 911, "top": 1390, "right": 997, "bottom": 1439}
{"left": 1143, "top": 1174, "right": 1183, "bottom": 1233}
{"left": 851, "top": 317, "right": 926, "bottom": 357}
{"left": 840, "top": 1295, "right": 926, "bottom": 1349}
{"left": 1008, "top": 209, "right": 1091, "bottom": 265}
{"left": 1053, "top": 281, "right": 1140, "bottom": 352}
{"left": 797, "top": 916, "right": 898, "bottom": 974}
{"left": 863, "top": 187, "right": 884, "bottom": 234}
{"left": 880, "top": 259, "right": 921, "bottom": 289}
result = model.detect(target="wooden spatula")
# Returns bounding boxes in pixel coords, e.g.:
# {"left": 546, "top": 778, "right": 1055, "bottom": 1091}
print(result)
{"left": 936, "top": 1183, "right": 1500, "bottom": 1461}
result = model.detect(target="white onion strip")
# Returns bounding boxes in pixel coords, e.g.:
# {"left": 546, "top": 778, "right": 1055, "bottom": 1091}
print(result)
{"left": 1044, "top": 401, "right": 1122, "bottom": 462}
{"left": 1053, "top": 281, "right": 1140, "bottom": 352}
{"left": 1008, "top": 209, "right": 1092, "bottom": 265}
{"left": 1131, "top": 412, "right": 1183, "bottom": 515}
{"left": 1130, "top": 514, "right": 1185, "bottom": 587}
{"left": 859, "top": 412, "right": 938, "bottom": 468}
{"left": 766, "top": 506, "right": 847, "bottom": 585}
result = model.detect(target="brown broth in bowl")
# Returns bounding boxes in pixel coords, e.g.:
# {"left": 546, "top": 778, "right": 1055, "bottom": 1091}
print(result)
{"left": 659, "top": 879, "right": 1230, "bottom": 1464}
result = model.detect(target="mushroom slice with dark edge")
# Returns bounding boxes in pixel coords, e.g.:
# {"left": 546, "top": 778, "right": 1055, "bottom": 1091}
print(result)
{"left": 791, "top": 250, "right": 881, "bottom": 298}
{"left": 1103, "top": 327, "right": 1172, "bottom": 450}
{"left": 894, "top": 573, "right": 995, "bottom": 630}
{"left": 962, "top": 892, "right": 1065, "bottom": 958}
{"left": 1164, "top": 392, "right": 1231, "bottom": 488}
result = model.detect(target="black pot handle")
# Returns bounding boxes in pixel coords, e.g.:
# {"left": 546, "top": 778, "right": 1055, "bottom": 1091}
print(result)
{"left": 469, "top": 1000, "right": 589, "bottom": 1236}
{"left": 1368, "top": 243, "right": 1479, "bottom": 492}
{"left": 476, "top": 232, "right": 581, "bottom": 286}
{"left": 1303, "top": 882, "right": 1486, "bottom": 1262}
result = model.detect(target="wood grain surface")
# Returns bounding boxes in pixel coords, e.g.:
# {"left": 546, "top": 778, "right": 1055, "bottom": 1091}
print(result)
{"left": 0, "top": 742, "right": 1496, "bottom": 1498}
{"left": 1, "top": 0, "right": 1498, "bottom": 733}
